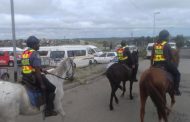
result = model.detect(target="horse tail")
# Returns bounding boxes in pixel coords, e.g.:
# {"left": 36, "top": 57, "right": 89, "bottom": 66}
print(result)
{"left": 145, "top": 73, "right": 168, "bottom": 121}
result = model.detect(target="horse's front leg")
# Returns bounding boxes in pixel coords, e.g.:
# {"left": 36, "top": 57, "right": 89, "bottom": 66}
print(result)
{"left": 57, "top": 103, "right": 66, "bottom": 121}
{"left": 129, "top": 81, "right": 134, "bottom": 99}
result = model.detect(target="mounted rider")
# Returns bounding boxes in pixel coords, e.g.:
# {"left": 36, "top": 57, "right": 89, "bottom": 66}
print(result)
{"left": 116, "top": 40, "right": 136, "bottom": 81}
{"left": 151, "top": 30, "right": 181, "bottom": 96}
{"left": 21, "top": 36, "right": 57, "bottom": 117}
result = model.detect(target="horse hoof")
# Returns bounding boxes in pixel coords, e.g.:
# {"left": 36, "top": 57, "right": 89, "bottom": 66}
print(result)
{"left": 130, "top": 96, "right": 133, "bottom": 100}
{"left": 110, "top": 106, "right": 114, "bottom": 111}
{"left": 115, "top": 100, "right": 119, "bottom": 104}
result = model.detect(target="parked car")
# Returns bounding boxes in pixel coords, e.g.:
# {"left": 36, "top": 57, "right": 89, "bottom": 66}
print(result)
{"left": 106, "top": 56, "right": 118, "bottom": 69}
{"left": 94, "top": 52, "right": 117, "bottom": 64}
{"left": 0, "top": 47, "right": 23, "bottom": 67}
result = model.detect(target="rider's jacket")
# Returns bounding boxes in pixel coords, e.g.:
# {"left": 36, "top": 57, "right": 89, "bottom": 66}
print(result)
{"left": 117, "top": 46, "right": 128, "bottom": 61}
{"left": 153, "top": 41, "right": 167, "bottom": 62}
{"left": 21, "top": 49, "right": 35, "bottom": 74}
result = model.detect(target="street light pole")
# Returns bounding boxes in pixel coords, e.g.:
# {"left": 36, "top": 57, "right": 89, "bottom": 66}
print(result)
{"left": 153, "top": 12, "right": 160, "bottom": 42}
{"left": 10, "top": 0, "right": 17, "bottom": 82}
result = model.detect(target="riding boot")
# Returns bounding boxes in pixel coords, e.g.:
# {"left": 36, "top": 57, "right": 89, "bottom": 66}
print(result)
{"left": 174, "top": 82, "right": 181, "bottom": 96}
{"left": 45, "top": 93, "right": 58, "bottom": 117}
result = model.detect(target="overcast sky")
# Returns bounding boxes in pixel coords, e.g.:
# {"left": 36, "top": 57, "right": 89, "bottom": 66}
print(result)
{"left": 1, "top": 0, "right": 190, "bottom": 39}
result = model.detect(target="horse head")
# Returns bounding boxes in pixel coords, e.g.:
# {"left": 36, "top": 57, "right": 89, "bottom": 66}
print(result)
{"left": 48, "top": 58, "right": 75, "bottom": 81}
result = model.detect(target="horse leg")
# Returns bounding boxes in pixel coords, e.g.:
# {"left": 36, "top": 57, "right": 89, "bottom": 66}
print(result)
{"left": 58, "top": 106, "right": 66, "bottom": 121}
{"left": 169, "top": 91, "right": 175, "bottom": 109}
{"left": 109, "top": 85, "right": 118, "bottom": 110}
{"left": 129, "top": 81, "right": 134, "bottom": 99}
{"left": 140, "top": 88, "right": 148, "bottom": 122}
{"left": 121, "top": 81, "right": 126, "bottom": 97}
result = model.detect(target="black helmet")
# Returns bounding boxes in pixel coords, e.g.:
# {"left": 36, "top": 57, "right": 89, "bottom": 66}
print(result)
{"left": 121, "top": 40, "right": 127, "bottom": 47}
{"left": 159, "top": 29, "right": 170, "bottom": 41}
{"left": 26, "top": 36, "right": 40, "bottom": 48}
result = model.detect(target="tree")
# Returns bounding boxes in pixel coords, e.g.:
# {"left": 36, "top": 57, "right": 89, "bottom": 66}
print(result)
{"left": 174, "top": 35, "right": 185, "bottom": 48}
{"left": 103, "top": 41, "right": 108, "bottom": 50}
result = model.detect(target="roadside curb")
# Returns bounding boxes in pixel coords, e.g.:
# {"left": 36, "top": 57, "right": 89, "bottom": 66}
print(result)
{"left": 63, "top": 72, "right": 105, "bottom": 90}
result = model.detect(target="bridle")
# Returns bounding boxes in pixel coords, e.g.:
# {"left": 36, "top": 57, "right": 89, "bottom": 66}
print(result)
{"left": 46, "top": 58, "right": 74, "bottom": 80}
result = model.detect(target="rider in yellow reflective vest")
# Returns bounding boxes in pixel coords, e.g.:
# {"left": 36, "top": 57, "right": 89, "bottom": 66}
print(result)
{"left": 117, "top": 40, "right": 136, "bottom": 81}
{"left": 21, "top": 36, "right": 57, "bottom": 116}
{"left": 151, "top": 30, "right": 181, "bottom": 96}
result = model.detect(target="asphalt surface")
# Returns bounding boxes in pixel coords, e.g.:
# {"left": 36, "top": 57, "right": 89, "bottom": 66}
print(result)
{"left": 1, "top": 49, "right": 190, "bottom": 122}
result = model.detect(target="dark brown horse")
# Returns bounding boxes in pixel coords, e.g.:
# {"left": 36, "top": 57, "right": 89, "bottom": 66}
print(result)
{"left": 139, "top": 49, "right": 180, "bottom": 122}
{"left": 106, "top": 63, "right": 133, "bottom": 110}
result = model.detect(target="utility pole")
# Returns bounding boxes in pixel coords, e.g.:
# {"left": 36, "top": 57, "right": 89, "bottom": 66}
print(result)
{"left": 153, "top": 12, "right": 160, "bottom": 42}
{"left": 10, "top": 0, "right": 17, "bottom": 82}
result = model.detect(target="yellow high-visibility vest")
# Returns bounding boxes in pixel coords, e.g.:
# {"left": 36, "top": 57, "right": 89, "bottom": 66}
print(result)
{"left": 21, "top": 49, "right": 35, "bottom": 74}
{"left": 153, "top": 41, "right": 167, "bottom": 62}
{"left": 117, "top": 46, "right": 128, "bottom": 61}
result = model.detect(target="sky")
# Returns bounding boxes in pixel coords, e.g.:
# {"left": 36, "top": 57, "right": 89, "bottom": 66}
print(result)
{"left": 1, "top": 0, "right": 190, "bottom": 39}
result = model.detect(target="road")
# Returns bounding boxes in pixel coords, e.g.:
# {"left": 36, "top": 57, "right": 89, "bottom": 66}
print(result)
{"left": 2, "top": 49, "right": 190, "bottom": 122}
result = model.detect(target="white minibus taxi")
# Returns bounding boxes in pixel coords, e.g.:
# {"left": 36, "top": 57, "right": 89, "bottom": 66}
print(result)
{"left": 39, "top": 45, "right": 94, "bottom": 68}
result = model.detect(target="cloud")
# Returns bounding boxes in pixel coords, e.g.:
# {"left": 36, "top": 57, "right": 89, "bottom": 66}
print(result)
{"left": 1, "top": 0, "right": 190, "bottom": 39}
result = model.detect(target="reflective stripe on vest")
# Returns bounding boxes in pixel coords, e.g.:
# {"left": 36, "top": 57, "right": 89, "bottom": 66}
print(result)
{"left": 21, "top": 49, "right": 35, "bottom": 74}
{"left": 153, "top": 41, "right": 167, "bottom": 62}
{"left": 117, "top": 46, "right": 128, "bottom": 61}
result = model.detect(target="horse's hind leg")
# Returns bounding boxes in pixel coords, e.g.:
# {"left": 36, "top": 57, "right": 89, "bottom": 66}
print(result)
{"left": 129, "top": 81, "right": 134, "bottom": 99}
{"left": 110, "top": 84, "right": 118, "bottom": 110}
{"left": 169, "top": 91, "right": 175, "bottom": 109}
{"left": 121, "top": 81, "right": 126, "bottom": 97}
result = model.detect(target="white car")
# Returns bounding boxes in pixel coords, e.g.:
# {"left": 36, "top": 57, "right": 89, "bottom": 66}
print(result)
{"left": 94, "top": 52, "right": 117, "bottom": 64}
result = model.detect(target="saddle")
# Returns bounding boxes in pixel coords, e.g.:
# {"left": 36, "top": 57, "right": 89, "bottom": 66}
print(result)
{"left": 152, "top": 65, "right": 174, "bottom": 83}
{"left": 120, "top": 63, "right": 132, "bottom": 77}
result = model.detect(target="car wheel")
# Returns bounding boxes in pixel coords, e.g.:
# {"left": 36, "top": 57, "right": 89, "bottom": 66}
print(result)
{"left": 1, "top": 73, "right": 9, "bottom": 81}
{"left": 8, "top": 61, "right": 14, "bottom": 67}
{"left": 89, "top": 60, "right": 93, "bottom": 65}
{"left": 94, "top": 60, "right": 98, "bottom": 64}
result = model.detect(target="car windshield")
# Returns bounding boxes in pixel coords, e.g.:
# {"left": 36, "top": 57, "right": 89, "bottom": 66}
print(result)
{"left": 94, "top": 48, "right": 102, "bottom": 52}
{"left": 50, "top": 51, "right": 65, "bottom": 59}
{"left": 39, "top": 51, "right": 48, "bottom": 56}
{"left": 147, "top": 46, "right": 153, "bottom": 50}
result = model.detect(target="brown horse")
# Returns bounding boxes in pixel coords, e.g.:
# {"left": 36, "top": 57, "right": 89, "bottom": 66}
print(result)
{"left": 139, "top": 49, "right": 180, "bottom": 122}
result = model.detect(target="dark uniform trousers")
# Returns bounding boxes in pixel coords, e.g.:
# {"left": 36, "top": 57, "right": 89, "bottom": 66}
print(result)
{"left": 22, "top": 74, "right": 56, "bottom": 111}
{"left": 41, "top": 75, "right": 56, "bottom": 111}
{"left": 153, "top": 61, "right": 181, "bottom": 89}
